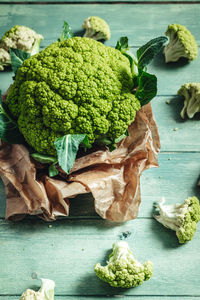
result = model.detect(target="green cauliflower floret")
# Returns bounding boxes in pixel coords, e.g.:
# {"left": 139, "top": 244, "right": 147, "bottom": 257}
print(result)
{"left": 20, "top": 278, "right": 55, "bottom": 300}
{"left": 164, "top": 24, "right": 198, "bottom": 63}
{"left": 6, "top": 37, "right": 141, "bottom": 155}
{"left": 94, "top": 241, "right": 153, "bottom": 288}
{"left": 177, "top": 82, "right": 200, "bottom": 119}
{"left": 154, "top": 196, "right": 200, "bottom": 243}
{"left": 82, "top": 16, "right": 111, "bottom": 41}
{"left": 0, "top": 25, "right": 43, "bottom": 71}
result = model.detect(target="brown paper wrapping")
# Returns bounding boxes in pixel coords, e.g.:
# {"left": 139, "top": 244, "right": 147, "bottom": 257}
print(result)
{"left": 0, "top": 103, "right": 160, "bottom": 222}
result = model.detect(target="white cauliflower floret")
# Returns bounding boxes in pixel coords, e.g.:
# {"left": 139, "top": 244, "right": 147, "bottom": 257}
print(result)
{"left": 178, "top": 83, "right": 200, "bottom": 118}
{"left": 19, "top": 278, "right": 55, "bottom": 300}
{"left": 82, "top": 16, "right": 111, "bottom": 41}
{"left": 0, "top": 25, "right": 43, "bottom": 71}
{"left": 0, "top": 48, "right": 10, "bottom": 70}
{"left": 164, "top": 24, "right": 198, "bottom": 63}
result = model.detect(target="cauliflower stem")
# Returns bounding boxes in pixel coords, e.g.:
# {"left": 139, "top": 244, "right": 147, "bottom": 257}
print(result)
{"left": 164, "top": 24, "right": 198, "bottom": 63}
{"left": 20, "top": 278, "right": 55, "bottom": 300}
{"left": 154, "top": 196, "right": 200, "bottom": 243}
{"left": 178, "top": 82, "right": 200, "bottom": 119}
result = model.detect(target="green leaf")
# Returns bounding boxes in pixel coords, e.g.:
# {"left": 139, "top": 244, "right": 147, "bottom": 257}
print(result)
{"left": 135, "top": 71, "right": 157, "bottom": 106}
{"left": 10, "top": 48, "right": 31, "bottom": 74}
{"left": 58, "top": 21, "right": 73, "bottom": 42}
{"left": 54, "top": 134, "right": 91, "bottom": 174}
{"left": 115, "top": 36, "right": 129, "bottom": 51}
{"left": 31, "top": 153, "right": 57, "bottom": 164}
{"left": 115, "top": 36, "right": 138, "bottom": 75}
{"left": 95, "top": 130, "right": 129, "bottom": 151}
{"left": 0, "top": 90, "right": 25, "bottom": 144}
{"left": 49, "top": 163, "right": 59, "bottom": 177}
{"left": 31, "top": 153, "right": 59, "bottom": 177}
{"left": 137, "top": 36, "right": 168, "bottom": 69}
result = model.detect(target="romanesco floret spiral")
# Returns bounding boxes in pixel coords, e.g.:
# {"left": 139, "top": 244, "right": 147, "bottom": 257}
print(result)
{"left": 154, "top": 196, "right": 200, "bottom": 244}
{"left": 6, "top": 37, "right": 141, "bottom": 155}
{"left": 94, "top": 241, "right": 153, "bottom": 288}
{"left": 164, "top": 24, "right": 198, "bottom": 63}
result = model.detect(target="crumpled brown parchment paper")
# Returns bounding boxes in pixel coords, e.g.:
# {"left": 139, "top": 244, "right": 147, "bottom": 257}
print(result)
{"left": 0, "top": 103, "right": 160, "bottom": 222}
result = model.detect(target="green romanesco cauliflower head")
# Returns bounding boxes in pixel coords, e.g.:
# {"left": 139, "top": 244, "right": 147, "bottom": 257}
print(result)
{"left": 0, "top": 25, "right": 43, "bottom": 71}
{"left": 164, "top": 24, "right": 198, "bottom": 63}
{"left": 177, "top": 82, "right": 200, "bottom": 119}
{"left": 94, "top": 241, "right": 153, "bottom": 288}
{"left": 6, "top": 37, "right": 141, "bottom": 155}
{"left": 82, "top": 16, "right": 111, "bottom": 41}
{"left": 154, "top": 196, "right": 200, "bottom": 244}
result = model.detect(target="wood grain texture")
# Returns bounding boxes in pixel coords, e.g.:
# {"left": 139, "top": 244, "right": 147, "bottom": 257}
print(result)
{"left": 151, "top": 97, "right": 200, "bottom": 151}
{"left": 1, "top": 55, "right": 200, "bottom": 97}
{"left": 0, "top": 2, "right": 200, "bottom": 298}
{"left": 0, "top": 295, "right": 200, "bottom": 300}
{"left": 0, "top": 4, "right": 199, "bottom": 47}
{"left": 0, "top": 0, "right": 199, "bottom": 3}
{"left": 0, "top": 5, "right": 199, "bottom": 98}
{"left": 0, "top": 152, "right": 199, "bottom": 218}
{"left": 0, "top": 218, "right": 200, "bottom": 296}
{"left": 1, "top": 54, "right": 200, "bottom": 97}
{"left": 1, "top": 297, "right": 200, "bottom": 300}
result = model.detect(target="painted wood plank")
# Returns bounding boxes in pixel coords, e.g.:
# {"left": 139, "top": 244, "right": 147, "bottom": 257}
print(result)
{"left": 1, "top": 51, "right": 200, "bottom": 97}
{"left": 0, "top": 152, "right": 199, "bottom": 219}
{"left": 0, "top": 0, "right": 199, "bottom": 3}
{"left": 0, "top": 5, "right": 199, "bottom": 97}
{"left": 0, "top": 4, "right": 199, "bottom": 47}
{"left": 0, "top": 218, "right": 200, "bottom": 296}
{"left": 151, "top": 96, "right": 200, "bottom": 152}
{"left": 1, "top": 297, "right": 200, "bottom": 300}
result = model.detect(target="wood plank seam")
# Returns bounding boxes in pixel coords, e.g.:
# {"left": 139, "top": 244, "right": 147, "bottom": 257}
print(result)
{"left": 0, "top": 1, "right": 200, "bottom": 4}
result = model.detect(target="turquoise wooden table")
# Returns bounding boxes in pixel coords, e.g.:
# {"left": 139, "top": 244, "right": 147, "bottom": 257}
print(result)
{"left": 0, "top": 0, "right": 200, "bottom": 299}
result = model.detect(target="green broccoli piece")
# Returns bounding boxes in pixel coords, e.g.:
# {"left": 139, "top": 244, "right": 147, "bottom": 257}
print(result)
{"left": 0, "top": 25, "right": 43, "bottom": 71}
{"left": 164, "top": 24, "right": 198, "bottom": 63}
{"left": 94, "top": 241, "right": 153, "bottom": 288}
{"left": 82, "top": 16, "right": 111, "bottom": 41}
{"left": 177, "top": 82, "right": 200, "bottom": 119}
{"left": 6, "top": 37, "right": 140, "bottom": 155}
{"left": 20, "top": 278, "right": 55, "bottom": 300}
{"left": 154, "top": 196, "right": 200, "bottom": 244}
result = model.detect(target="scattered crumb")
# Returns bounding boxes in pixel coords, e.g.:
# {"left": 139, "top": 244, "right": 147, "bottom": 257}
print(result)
{"left": 168, "top": 158, "right": 172, "bottom": 161}
{"left": 173, "top": 127, "right": 179, "bottom": 131}
{"left": 119, "top": 231, "right": 132, "bottom": 240}
{"left": 31, "top": 272, "right": 38, "bottom": 279}
{"left": 48, "top": 224, "right": 52, "bottom": 228}
{"left": 158, "top": 176, "right": 162, "bottom": 179}
{"left": 165, "top": 99, "right": 171, "bottom": 104}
